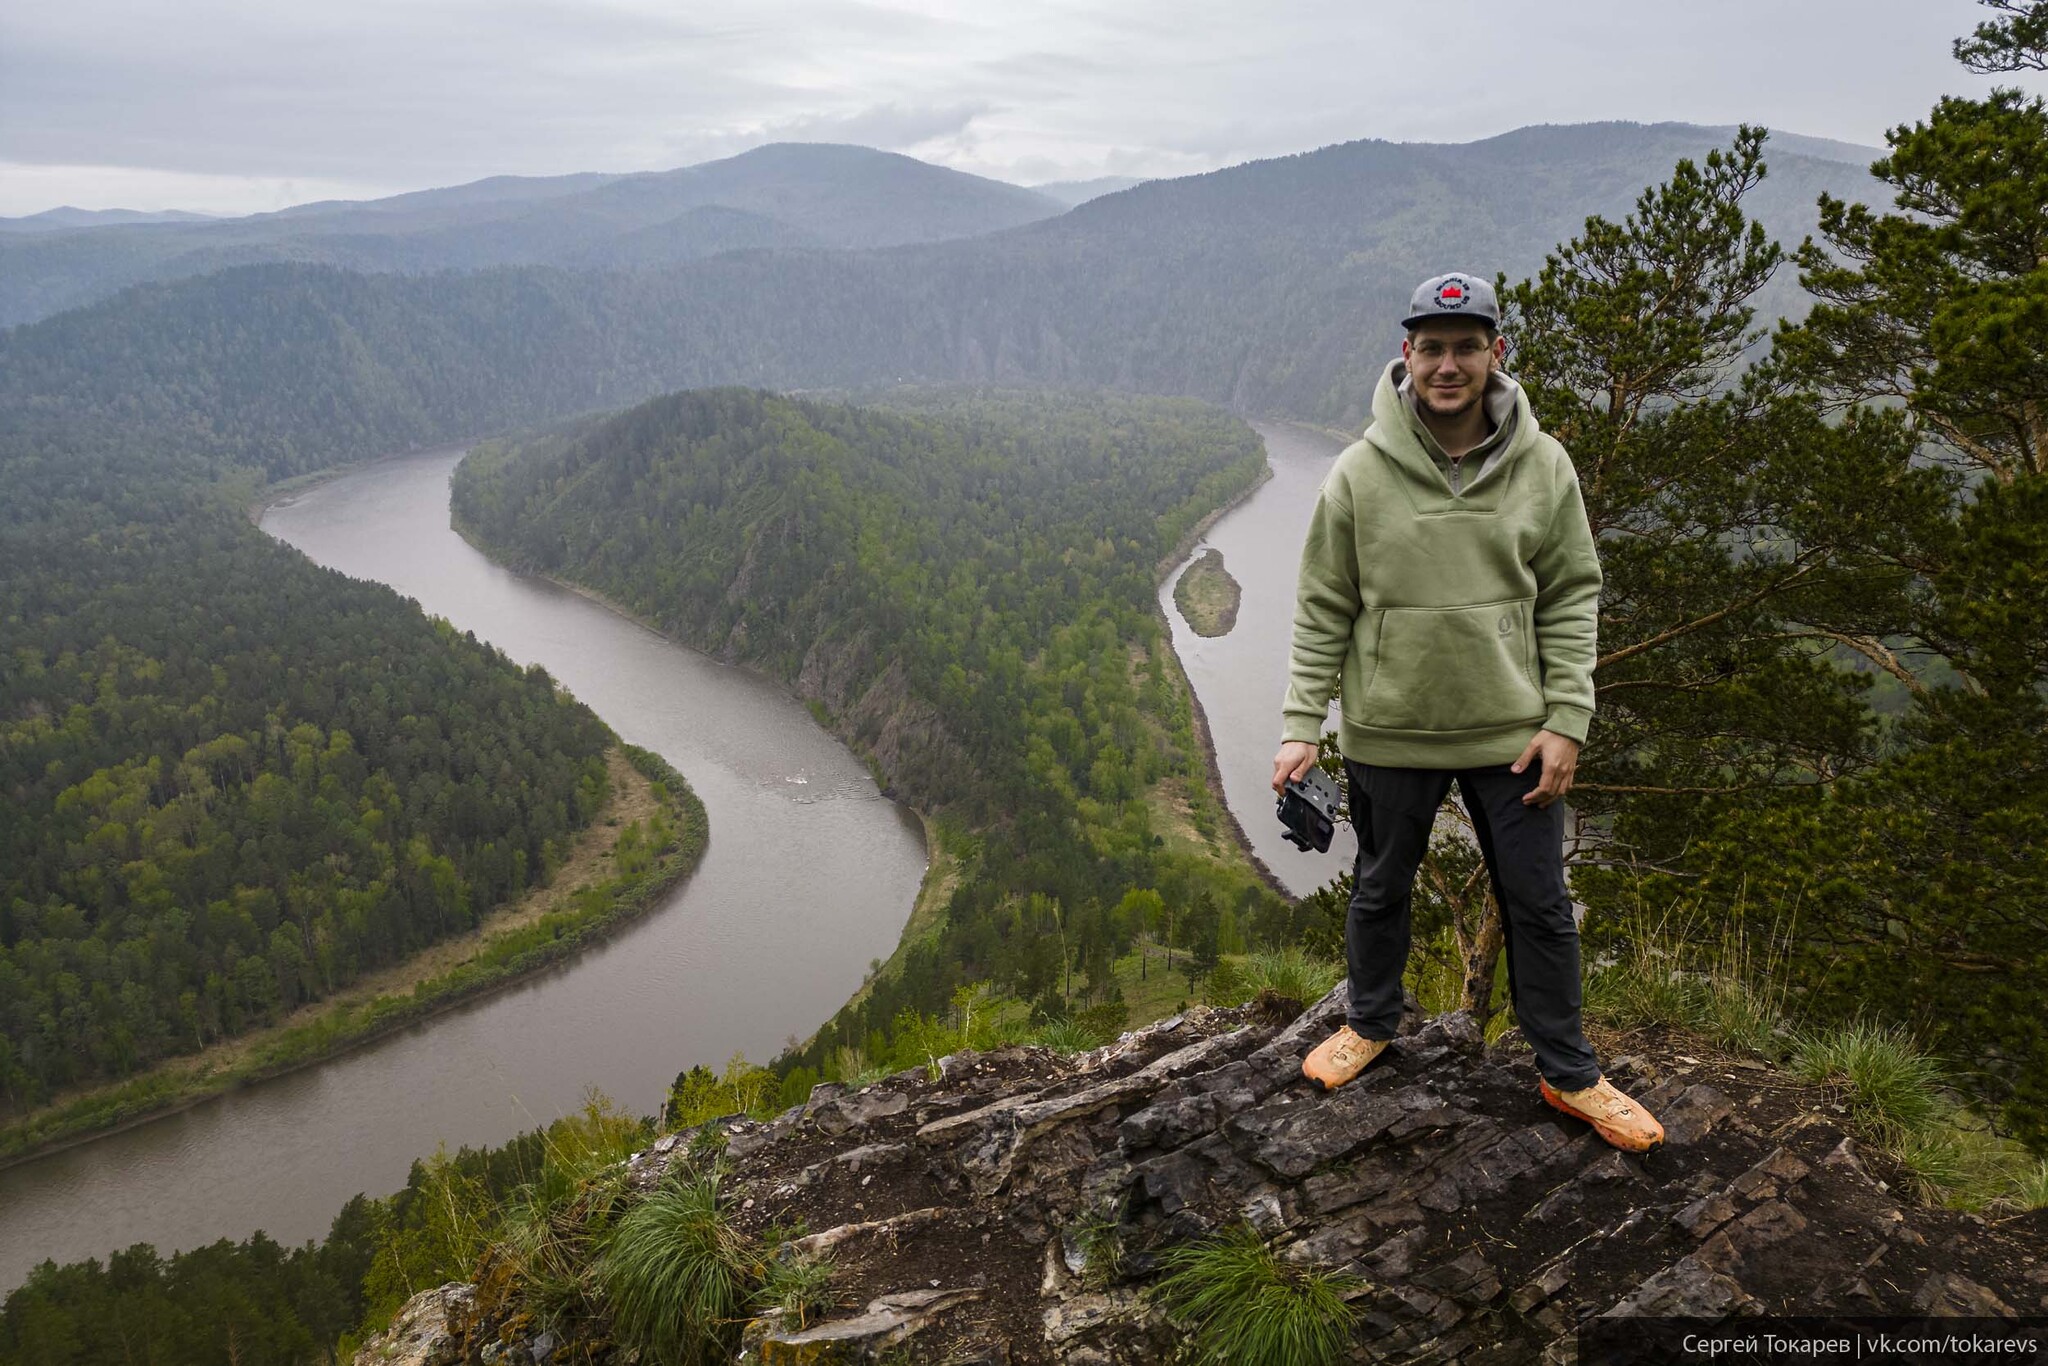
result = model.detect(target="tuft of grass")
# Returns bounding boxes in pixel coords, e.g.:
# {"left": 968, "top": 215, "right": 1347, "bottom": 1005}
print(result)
{"left": 1791, "top": 1021, "right": 1945, "bottom": 1131}
{"left": 2010, "top": 1160, "right": 2048, "bottom": 1211}
{"left": 753, "top": 1251, "right": 838, "bottom": 1331}
{"left": 1244, "top": 948, "right": 1343, "bottom": 1006}
{"left": 1700, "top": 975, "right": 1784, "bottom": 1057}
{"left": 1207, "top": 948, "right": 1342, "bottom": 1012}
{"left": 1788, "top": 1021, "right": 2047, "bottom": 1211}
{"left": 1030, "top": 1017, "right": 1114, "bottom": 1054}
{"left": 831, "top": 1044, "right": 892, "bottom": 1088}
{"left": 1405, "top": 929, "right": 1465, "bottom": 1017}
{"left": 1582, "top": 904, "right": 1795, "bottom": 1061}
{"left": 1579, "top": 911, "right": 2043, "bottom": 1214}
{"left": 1070, "top": 1208, "right": 1126, "bottom": 1289}
{"left": 1149, "top": 1224, "right": 1361, "bottom": 1366}
{"left": 597, "top": 1163, "right": 758, "bottom": 1366}
{"left": 1883, "top": 1124, "right": 1974, "bottom": 1202}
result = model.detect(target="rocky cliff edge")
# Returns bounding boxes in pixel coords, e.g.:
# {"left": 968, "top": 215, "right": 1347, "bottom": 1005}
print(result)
{"left": 359, "top": 986, "right": 2046, "bottom": 1364}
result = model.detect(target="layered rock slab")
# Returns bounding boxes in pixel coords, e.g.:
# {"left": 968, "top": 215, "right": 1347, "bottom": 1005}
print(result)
{"left": 361, "top": 988, "right": 2046, "bottom": 1364}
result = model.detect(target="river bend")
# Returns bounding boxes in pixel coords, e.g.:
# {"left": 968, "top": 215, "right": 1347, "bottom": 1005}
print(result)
{"left": 0, "top": 447, "right": 926, "bottom": 1292}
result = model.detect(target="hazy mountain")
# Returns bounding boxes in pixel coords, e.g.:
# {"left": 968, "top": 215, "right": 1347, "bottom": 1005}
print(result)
{"left": 0, "top": 144, "right": 1067, "bottom": 326}
{"left": 0, "top": 120, "right": 1885, "bottom": 460}
{"left": 1729, "top": 127, "right": 1885, "bottom": 168}
{"left": 0, "top": 207, "right": 217, "bottom": 233}
{"left": 1028, "top": 176, "right": 1149, "bottom": 207}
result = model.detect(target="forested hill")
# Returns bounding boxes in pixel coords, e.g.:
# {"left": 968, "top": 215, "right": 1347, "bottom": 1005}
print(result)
{"left": 0, "top": 305, "right": 635, "bottom": 1123}
{"left": 0, "top": 143, "right": 1066, "bottom": 326}
{"left": 453, "top": 388, "right": 1306, "bottom": 1074}
{"left": 0, "top": 123, "right": 1875, "bottom": 453}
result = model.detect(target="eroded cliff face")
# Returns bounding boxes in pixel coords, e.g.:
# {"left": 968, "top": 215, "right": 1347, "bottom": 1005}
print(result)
{"left": 795, "top": 629, "right": 966, "bottom": 805}
{"left": 361, "top": 987, "right": 2045, "bottom": 1365}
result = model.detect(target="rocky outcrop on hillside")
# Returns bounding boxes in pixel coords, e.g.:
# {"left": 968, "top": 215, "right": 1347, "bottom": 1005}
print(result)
{"left": 359, "top": 987, "right": 2045, "bottom": 1364}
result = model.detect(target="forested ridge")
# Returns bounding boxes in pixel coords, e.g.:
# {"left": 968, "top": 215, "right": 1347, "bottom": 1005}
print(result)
{"left": 0, "top": 474, "right": 619, "bottom": 1108}
{"left": 0, "top": 142, "right": 1068, "bottom": 327}
{"left": 0, "top": 123, "right": 1878, "bottom": 454}
{"left": 453, "top": 388, "right": 1310, "bottom": 1078}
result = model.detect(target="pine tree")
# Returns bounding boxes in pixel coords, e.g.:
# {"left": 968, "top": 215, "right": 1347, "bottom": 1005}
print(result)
{"left": 1607, "top": 18, "right": 2048, "bottom": 1145}
{"left": 1365, "top": 130, "right": 1943, "bottom": 1016}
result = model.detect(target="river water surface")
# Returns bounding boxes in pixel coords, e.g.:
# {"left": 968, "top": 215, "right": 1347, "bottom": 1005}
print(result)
{"left": 0, "top": 447, "right": 927, "bottom": 1292}
{"left": 1, "top": 422, "right": 1349, "bottom": 1294}
{"left": 1164, "top": 422, "right": 1352, "bottom": 899}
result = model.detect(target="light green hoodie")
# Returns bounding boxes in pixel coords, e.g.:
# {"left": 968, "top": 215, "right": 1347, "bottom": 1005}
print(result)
{"left": 1282, "top": 358, "right": 1601, "bottom": 768}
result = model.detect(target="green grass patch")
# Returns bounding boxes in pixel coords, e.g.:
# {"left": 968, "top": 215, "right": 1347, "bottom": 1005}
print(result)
{"left": 1585, "top": 913, "right": 2045, "bottom": 1212}
{"left": 1791, "top": 1021, "right": 1945, "bottom": 1131}
{"left": 1150, "top": 1224, "right": 1362, "bottom": 1366}
{"left": 598, "top": 1164, "right": 758, "bottom": 1366}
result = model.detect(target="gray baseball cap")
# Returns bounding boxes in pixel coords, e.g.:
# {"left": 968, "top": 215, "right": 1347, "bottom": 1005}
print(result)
{"left": 1402, "top": 272, "right": 1500, "bottom": 330}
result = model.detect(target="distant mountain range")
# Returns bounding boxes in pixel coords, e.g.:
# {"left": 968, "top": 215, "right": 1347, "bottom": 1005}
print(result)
{"left": 0, "top": 121, "right": 1888, "bottom": 457}
{"left": 0, "top": 126, "right": 1880, "bottom": 331}
{"left": 0, "top": 143, "right": 1068, "bottom": 326}
{"left": 0, "top": 206, "right": 220, "bottom": 233}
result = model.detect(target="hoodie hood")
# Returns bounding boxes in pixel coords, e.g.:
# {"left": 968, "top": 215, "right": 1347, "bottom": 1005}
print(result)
{"left": 1366, "top": 358, "right": 1542, "bottom": 504}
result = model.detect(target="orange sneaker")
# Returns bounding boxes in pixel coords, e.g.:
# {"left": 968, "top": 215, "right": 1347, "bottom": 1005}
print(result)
{"left": 1540, "top": 1076, "right": 1665, "bottom": 1152}
{"left": 1301, "top": 1025, "right": 1390, "bottom": 1091}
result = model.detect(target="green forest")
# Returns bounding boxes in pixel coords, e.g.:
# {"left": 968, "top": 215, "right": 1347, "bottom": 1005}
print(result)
{"left": 0, "top": 478, "right": 622, "bottom": 1109}
{"left": 453, "top": 386, "right": 1303, "bottom": 1079}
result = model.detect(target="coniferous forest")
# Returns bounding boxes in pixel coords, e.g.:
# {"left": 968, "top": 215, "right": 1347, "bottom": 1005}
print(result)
{"left": 0, "top": 494, "right": 613, "bottom": 1102}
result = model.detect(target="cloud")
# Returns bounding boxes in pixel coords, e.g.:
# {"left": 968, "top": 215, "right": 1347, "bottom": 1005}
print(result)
{"left": 764, "top": 102, "right": 990, "bottom": 150}
{"left": 0, "top": 0, "right": 2032, "bottom": 213}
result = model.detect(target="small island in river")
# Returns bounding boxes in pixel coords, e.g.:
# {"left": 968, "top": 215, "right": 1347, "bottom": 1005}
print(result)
{"left": 1174, "top": 547, "right": 1243, "bottom": 637}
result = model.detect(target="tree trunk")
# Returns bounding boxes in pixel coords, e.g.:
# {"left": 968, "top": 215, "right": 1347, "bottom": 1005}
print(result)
{"left": 1458, "top": 893, "right": 1505, "bottom": 1023}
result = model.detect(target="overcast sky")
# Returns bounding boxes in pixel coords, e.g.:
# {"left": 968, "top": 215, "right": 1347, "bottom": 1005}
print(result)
{"left": 0, "top": 0, "right": 2034, "bottom": 216}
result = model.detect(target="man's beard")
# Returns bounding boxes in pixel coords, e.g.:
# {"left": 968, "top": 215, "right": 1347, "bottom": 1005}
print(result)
{"left": 1418, "top": 386, "right": 1481, "bottom": 420}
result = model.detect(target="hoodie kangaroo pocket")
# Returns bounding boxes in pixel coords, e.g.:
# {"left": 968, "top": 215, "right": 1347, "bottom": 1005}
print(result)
{"left": 1360, "top": 601, "right": 1546, "bottom": 733}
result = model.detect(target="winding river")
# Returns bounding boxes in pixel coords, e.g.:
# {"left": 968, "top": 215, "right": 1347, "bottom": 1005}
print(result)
{"left": 0, "top": 421, "right": 1349, "bottom": 1295}
{"left": 0, "top": 446, "right": 927, "bottom": 1292}
{"left": 1165, "top": 422, "right": 1353, "bottom": 899}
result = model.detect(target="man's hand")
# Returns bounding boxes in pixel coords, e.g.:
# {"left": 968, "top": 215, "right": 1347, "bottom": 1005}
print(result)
{"left": 1272, "top": 740, "right": 1320, "bottom": 795}
{"left": 1513, "top": 730, "right": 1579, "bottom": 807}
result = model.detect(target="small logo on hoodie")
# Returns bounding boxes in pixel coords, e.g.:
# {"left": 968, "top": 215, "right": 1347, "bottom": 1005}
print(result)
{"left": 1497, "top": 614, "right": 1512, "bottom": 636}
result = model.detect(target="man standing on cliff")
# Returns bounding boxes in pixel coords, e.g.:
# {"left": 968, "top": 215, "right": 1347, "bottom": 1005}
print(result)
{"left": 1270, "top": 271, "right": 1663, "bottom": 1152}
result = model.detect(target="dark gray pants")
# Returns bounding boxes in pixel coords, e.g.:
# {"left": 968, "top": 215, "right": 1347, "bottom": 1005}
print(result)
{"left": 1342, "top": 757, "right": 1601, "bottom": 1090}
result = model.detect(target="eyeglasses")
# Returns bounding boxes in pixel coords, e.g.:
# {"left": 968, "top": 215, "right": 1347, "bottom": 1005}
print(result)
{"left": 1409, "top": 338, "right": 1495, "bottom": 364}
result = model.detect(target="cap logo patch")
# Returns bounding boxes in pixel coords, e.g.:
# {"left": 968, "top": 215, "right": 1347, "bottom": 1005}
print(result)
{"left": 1434, "top": 277, "right": 1471, "bottom": 310}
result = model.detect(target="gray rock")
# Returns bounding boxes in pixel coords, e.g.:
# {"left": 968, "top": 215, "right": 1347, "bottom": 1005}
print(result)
{"left": 1912, "top": 1271, "right": 2016, "bottom": 1317}
{"left": 1221, "top": 1081, "right": 1410, "bottom": 1179}
{"left": 833, "top": 1142, "right": 909, "bottom": 1173}
{"left": 1658, "top": 1083, "right": 1736, "bottom": 1146}
{"left": 1041, "top": 1289, "right": 1158, "bottom": 1347}
{"left": 755, "top": 1286, "right": 980, "bottom": 1362}
{"left": 1362, "top": 1226, "right": 1433, "bottom": 1278}
{"left": 1673, "top": 1191, "right": 1739, "bottom": 1238}
{"left": 1416, "top": 1249, "right": 1504, "bottom": 1307}
{"left": 1509, "top": 1258, "right": 1571, "bottom": 1313}
{"left": 812, "top": 1088, "right": 912, "bottom": 1137}
{"left": 351, "top": 1283, "right": 472, "bottom": 1366}
{"left": 1730, "top": 1197, "right": 1809, "bottom": 1249}
{"left": 1605, "top": 1255, "right": 1754, "bottom": 1317}
{"left": 1728, "top": 1146, "right": 1810, "bottom": 1201}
